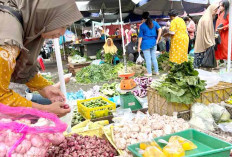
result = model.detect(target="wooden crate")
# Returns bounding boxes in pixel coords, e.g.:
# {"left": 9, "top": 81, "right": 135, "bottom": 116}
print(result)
{"left": 68, "top": 62, "right": 91, "bottom": 76}
{"left": 148, "top": 82, "right": 232, "bottom": 117}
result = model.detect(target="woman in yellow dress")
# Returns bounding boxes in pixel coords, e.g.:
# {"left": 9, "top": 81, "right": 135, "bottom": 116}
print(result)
{"left": 0, "top": 0, "right": 82, "bottom": 117}
{"left": 167, "top": 9, "right": 189, "bottom": 64}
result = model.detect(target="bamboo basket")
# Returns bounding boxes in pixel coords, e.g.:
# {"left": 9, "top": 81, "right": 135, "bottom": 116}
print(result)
{"left": 148, "top": 82, "right": 232, "bottom": 117}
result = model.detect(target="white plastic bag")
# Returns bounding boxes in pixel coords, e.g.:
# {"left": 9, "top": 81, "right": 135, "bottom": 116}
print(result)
{"left": 189, "top": 103, "right": 217, "bottom": 132}
{"left": 196, "top": 69, "right": 220, "bottom": 88}
{"left": 136, "top": 52, "right": 144, "bottom": 64}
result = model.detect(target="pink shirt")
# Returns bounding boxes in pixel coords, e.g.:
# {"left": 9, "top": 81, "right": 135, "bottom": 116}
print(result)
{"left": 187, "top": 20, "right": 196, "bottom": 40}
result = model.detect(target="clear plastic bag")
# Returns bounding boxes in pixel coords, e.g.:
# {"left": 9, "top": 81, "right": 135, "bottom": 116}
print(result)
{"left": 136, "top": 52, "right": 144, "bottom": 64}
{"left": 189, "top": 103, "right": 217, "bottom": 131}
{"left": 0, "top": 103, "right": 67, "bottom": 157}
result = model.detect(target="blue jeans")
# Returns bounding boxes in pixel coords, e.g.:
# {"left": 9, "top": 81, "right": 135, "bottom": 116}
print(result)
{"left": 143, "top": 46, "right": 159, "bottom": 74}
{"left": 26, "top": 89, "right": 51, "bottom": 105}
{"left": 31, "top": 94, "right": 51, "bottom": 105}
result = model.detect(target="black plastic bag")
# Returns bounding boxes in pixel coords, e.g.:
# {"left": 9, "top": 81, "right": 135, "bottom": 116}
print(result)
{"left": 201, "top": 46, "right": 217, "bottom": 68}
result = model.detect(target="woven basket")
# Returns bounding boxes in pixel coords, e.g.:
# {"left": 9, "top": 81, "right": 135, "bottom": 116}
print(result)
{"left": 148, "top": 82, "right": 232, "bottom": 116}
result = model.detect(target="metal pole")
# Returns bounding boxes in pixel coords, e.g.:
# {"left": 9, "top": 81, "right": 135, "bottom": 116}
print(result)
{"left": 73, "top": 23, "right": 77, "bottom": 37}
{"left": 54, "top": 38, "right": 67, "bottom": 97}
{"left": 92, "top": 21, "right": 95, "bottom": 37}
{"left": 227, "top": 0, "right": 232, "bottom": 72}
{"left": 102, "top": 11, "right": 107, "bottom": 41}
{"left": 119, "top": 0, "right": 127, "bottom": 72}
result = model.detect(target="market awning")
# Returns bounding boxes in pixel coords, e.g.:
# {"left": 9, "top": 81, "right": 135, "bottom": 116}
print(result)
{"left": 134, "top": 0, "right": 221, "bottom": 15}
{"left": 76, "top": 0, "right": 136, "bottom": 13}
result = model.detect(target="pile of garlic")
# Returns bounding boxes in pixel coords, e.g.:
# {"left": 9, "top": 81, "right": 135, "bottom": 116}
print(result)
{"left": 113, "top": 113, "right": 190, "bottom": 156}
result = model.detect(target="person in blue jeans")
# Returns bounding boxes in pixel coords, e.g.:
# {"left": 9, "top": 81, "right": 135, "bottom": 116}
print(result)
{"left": 138, "top": 12, "right": 162, "bottom": 77}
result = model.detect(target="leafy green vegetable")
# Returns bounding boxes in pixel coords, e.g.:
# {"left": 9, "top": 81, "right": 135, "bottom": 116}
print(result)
{"left": 75, "top": 64, "right": 118, "bottom": 84}
{"left": 100, "top": 82, "right": 120, "bottom": 97}
{"left": 152, "top": 61, "right": 206, "bottom": 104}
{"left": 157, "top": 52, "right": 194, "bottom": 71}
{"left": 104, "top": 53, "right": 113, "bottom": 64}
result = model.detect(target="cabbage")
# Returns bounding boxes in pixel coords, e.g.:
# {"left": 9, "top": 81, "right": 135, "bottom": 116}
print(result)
{"left": 220, "top": 110, "right": 231, "bottom": 122}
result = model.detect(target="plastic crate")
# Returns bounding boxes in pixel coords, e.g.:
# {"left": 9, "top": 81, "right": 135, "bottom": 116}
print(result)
{"left": 120, "top": 93, "right": 142, "bottom": 111}
{"left": 128, "top": 129, "right": 232, "bottom": 157}
{"left": 77, "top": 96, "right": 116, "bottom": 119}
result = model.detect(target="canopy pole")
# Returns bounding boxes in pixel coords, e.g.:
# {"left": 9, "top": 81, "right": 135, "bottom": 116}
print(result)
{"left": 102, "top": 10, "right": 107, "bottom": 41}
{"left": 119, "top": 0, "right": 127, "bottom": 72}
{"left": 54, "top": 38, "right": 67, "bottom": 97}
{"left": 73, "top": 23, "right": 78, "bottom": 38}
{"left": 227, "top": 0, "right": 232, "bottom": 72}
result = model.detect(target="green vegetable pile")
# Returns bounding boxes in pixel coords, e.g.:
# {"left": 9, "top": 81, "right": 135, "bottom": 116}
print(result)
{"left": 100, "top": 82, "right": 120, "bottom": 97}
{"left": 81, "top": 98, "right": 109, "bottom": 108}
{"left": 158, "top": 52, "right": 172, "bottom": 71}
{"left": 71, "top": 107, "right": 85, "bottom": 127}
{"left": 157, "top": 52, "right": 194, "bottom": 71}
{"left": 151, "top": 61, "right": 206, "bottom": 104}
{"left": 75, "top": 64, "right": 118, "bottom": 84}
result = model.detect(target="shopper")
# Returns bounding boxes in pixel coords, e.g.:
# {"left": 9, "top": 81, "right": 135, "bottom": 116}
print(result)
{"left": 138, "top": 12, "right": 162, "bottom": 77}
{"left": 0, "top": 0, "right": 82, "bottom": 117}
{"left": 115, "top": 28, "right": 120, "bottom": 36}
{"left": 126, "top": 34, "right": 139, "bottom": 62}
{"left": 194, "top": 4, "right": 219, "bottom": 68}
{"left": 184, "top": 16, "right": 196, "bottom": 52}
{"left": 215, "top": 0, "right": 231, "bottom": 63}
{"left": 164, "top": 9, "right": 189, "bottom": 64}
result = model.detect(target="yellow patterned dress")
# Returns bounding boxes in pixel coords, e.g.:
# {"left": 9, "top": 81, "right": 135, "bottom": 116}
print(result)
{"left": 169, "top": 17, "right": 189, "bottom": 64}
{"left": 0, "top": 46, "right": 51, "bottom": 107}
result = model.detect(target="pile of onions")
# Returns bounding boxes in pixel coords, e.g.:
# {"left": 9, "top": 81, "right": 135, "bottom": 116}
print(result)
{"left": 46, "top": 134, "right": 117, "bottom": 157}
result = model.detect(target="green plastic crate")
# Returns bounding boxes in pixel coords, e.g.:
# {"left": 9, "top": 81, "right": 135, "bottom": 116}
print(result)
{"left": 128, "top": 129, "right": 232, "bottom": 157}
{"left": 120, "top": 93, "right": 142, "bottom": 111}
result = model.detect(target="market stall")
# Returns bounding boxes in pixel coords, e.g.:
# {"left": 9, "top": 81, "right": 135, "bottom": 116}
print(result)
{"left": 73, "top": 38, "right": 122, "bottom": 57}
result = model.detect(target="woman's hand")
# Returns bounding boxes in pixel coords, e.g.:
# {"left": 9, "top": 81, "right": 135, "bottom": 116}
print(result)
{"left": 32, "top": 102, "right": 70, "bottom": 117}
{"left": 38, "top": 85, "right": 65, "bottom": 103}
{"left": 46, "top": 102, "right": 70, "bottom": 117}
{"left": 138, "top": 47, "right": 141, "bottom": 53}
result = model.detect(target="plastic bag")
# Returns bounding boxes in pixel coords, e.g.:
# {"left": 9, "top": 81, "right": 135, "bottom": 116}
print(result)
{"left": 0, "top": 103, "right": 67, "bottom": 157}
{"left": 136, "top": 52, "right": 144, "bottom": 64}
{"left": 208, "top": 103, "right": 230, "bottom": 122}
{"left": 163, "top": 141, "right": 185, "bottom": 157}
{"left": 169, "top": 136, "right": 197, "bottom": 151}
{"left": 189, "top": 103, "right": 216, "bottom": 131}
{"left": 196, "top": 69, "right": 220, "bottom": 88}
{"left": 201, "top": 46, "right": 217, "bottom": 68}
{"left": 141, "top": 146, "right": 166, "bottom": 157}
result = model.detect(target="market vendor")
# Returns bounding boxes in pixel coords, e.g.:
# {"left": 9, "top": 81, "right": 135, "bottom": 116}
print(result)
{"left": 0, "top": 0, "right": 82, "bottom": 117}
{"left": 102, "top": 38, "right": 120, "bottom": 64}
{"left": 126, "top": 34, "right": 139, "bottom": 62}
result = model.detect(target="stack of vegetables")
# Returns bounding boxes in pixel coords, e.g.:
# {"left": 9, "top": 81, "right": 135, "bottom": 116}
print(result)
{"left": 111, "top": 113, "right": 189, "bottom": 156}
{"left": 100, "top": 82, "right": 120, "bottom": 97}
{"left": 78, "top": 97, "right": 115, "bottom": 119}
{"left": 133, "top": 77, "right": 153, "bottom": 98}
{"left": 151, "top": 62, "right": 206, "bottom": 104}
{"left": 75, "top": 64, "right": 118, "bottom": 84}
{"left": 46, "top": 134, "right": 117, "bottom": 157}
{"left": 0, "top": 118, "right": 65, "bottom": 157}
{"left": 157, "top": 52, "right": 171, "bottom": 71}
{"left": 157, "top": 52, "right": 194, "bottom": 71}
{"left": 68, "top": 55, "right": 87, "bottom": 64}
{"left": 71, "top": 107, "right": 85, "bottom": 127}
